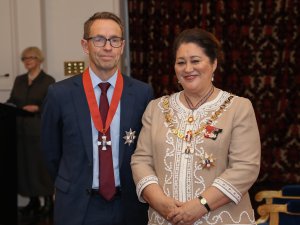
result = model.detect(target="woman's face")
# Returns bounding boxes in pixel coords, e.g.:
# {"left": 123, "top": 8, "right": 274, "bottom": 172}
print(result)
{"left": 22, "top": 51, "right": 41, "bottom": 71}
{"left": 174, "top": 42, "right": 217, "bottom": 94}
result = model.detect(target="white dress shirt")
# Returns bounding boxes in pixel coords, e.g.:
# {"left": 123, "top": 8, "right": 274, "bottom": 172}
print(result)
{"left": 89, "top": 68, "right": 121, "bottom": 188}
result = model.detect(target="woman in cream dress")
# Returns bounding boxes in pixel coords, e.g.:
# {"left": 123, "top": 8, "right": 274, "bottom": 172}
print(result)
{"left": 131, "top": 28, "right": 261, "bottom": 225}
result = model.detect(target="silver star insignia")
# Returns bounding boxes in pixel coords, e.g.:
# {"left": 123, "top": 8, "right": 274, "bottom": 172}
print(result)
{"left": 123, "top": 128, "right": 136, "bottom": 146}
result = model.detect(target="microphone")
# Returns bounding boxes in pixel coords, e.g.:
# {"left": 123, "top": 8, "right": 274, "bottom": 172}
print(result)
{"left": 0, "top": 73, "right": 9, "bottom": 78}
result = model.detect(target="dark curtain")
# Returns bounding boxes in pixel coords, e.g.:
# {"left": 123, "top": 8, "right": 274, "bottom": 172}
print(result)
{"left": 128, "top": 0, "right": 300, "bottom": 185}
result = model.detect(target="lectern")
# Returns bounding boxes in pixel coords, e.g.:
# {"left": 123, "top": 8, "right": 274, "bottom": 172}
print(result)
{"left": 0, "top": 103, "right": 31, "bottom": 225}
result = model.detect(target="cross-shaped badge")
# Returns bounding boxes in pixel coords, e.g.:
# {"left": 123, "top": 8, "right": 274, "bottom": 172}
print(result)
{"left": 98, "top": 135, "right": 111, "bottom": 150}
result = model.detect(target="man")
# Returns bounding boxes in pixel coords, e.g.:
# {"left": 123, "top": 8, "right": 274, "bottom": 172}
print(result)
{"left": 41, "top": 12, "right": 153, "bottom": 225}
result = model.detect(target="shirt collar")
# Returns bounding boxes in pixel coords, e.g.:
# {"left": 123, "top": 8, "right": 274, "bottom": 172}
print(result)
{"left": 89, "top": 67, "right": 118, "bottom": 89}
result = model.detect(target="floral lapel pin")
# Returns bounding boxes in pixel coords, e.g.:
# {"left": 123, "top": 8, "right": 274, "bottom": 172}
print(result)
{"left": 123, "top": 128, "right": 136, "bottom": 146}
{"left": 204, "top": 125, "right": 222, "bottom": 140}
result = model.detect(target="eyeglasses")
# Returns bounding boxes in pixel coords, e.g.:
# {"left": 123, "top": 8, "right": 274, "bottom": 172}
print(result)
{"left": 21, "top": 56, "right": 38, "bottom": 61}
{"left": 86, "top": 36, "right": 123, "bottom": 48}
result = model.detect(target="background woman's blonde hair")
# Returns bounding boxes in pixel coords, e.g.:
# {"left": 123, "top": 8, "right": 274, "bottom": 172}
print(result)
{"left": 21, "top": 46, "right": 44, "bottom": 62}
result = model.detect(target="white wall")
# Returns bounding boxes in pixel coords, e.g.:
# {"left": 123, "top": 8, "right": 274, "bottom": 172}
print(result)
{"left": 0, "top": 0, "right": 43, "bottom": 102}
{"left": 42, "top": 0, "right": 121, "bottom": 82}
{"left": 0, "top": 0, "right": 121, "bottom": 102}
{"left": 0, "top": 0, "right": 16, "bottom": 96}
{"left": 17, "top": 0, "right": 43, "bottom": 73}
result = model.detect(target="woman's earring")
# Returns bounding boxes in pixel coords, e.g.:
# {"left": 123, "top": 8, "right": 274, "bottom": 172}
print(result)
{"left": 211, "top": 74, "right": 215, "bottom": 82}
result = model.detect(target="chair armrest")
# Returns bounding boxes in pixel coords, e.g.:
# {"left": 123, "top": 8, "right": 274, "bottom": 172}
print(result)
{"left": 257, "top": 204, "right": 287, "bottom": 216}
{"left": 258, "top": 200, "right": 300, "bottom": 216}
{"left": 255, "top": 185, "right": 300, "bottom": 204}
{"left": 255, "top": 190, "right": 282, "bottom": 203}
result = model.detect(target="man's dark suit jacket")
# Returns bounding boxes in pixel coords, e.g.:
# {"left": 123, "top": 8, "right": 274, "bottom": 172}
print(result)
{"left": 41, "top": 73, "right": 153, "bottom": 225}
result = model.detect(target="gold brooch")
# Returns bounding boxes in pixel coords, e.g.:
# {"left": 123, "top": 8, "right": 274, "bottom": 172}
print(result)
{"left": 204, "top": 125, "right": 223, "bottom": 140}
{"left": 200, "top": 152, "right": 215, "bottom": 169}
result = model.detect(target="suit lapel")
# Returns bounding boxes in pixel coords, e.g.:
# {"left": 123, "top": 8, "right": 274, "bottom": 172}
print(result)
{"left": 70, "top": 75, "right": 136, "bottom": 168}
{"left": 119, "top": 75, "right": 134, "bottom": 168}
{"left": 71, "top": 75, "right": 93, "bottom": 163}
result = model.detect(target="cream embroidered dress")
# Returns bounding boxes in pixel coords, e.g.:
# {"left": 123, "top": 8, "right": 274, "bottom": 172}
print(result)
{"left": 131, "top": 90, "right": 261, "bottom": 225}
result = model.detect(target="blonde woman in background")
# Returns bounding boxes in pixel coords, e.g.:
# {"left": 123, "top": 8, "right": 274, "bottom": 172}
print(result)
{"left": 7, "top": 46, "right": 55, "bottom": 219}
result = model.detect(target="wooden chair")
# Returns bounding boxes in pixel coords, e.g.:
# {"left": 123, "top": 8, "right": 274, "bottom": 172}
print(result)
{"left": 255, "top": 185, "right": 300, "bottom": 225}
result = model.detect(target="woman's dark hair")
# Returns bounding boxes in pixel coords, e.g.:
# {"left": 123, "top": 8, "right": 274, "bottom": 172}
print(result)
{"left": 172, "top": 28, "right": 224, "bottom": 64}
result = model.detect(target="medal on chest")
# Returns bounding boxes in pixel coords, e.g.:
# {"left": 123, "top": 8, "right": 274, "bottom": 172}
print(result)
{"left": 162, "top": 95, "right": 234, "bottom": 168}
{"left": 82, "top": 68, "right": 123, "bottom": 150}
{"left": 98, "top": 135, "right": 111, "bottom": 150}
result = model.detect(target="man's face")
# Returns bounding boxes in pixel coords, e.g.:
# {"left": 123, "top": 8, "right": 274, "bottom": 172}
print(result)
{"left": 81, "top": 19, "right": 124, "bottom": 77}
